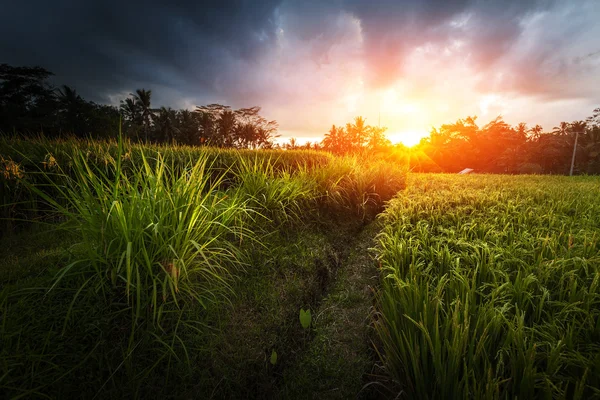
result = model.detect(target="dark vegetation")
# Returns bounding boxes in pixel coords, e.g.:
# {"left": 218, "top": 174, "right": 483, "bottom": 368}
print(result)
{"left": 2, "top": 63, "right": 600, "bottom": 175}
{"left": 2, "top": 62, "right": 600, "bottom": 399}
{"left": 0, "top": 135, "right": 406, "bottom": 398}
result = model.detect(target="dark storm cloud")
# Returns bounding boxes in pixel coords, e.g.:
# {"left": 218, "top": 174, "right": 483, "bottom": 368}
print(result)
{"left": 0, "top": 0, "right": 596, "bottom": 109}
{"left": 0, "top": 0, "right": 281, "bottom": 104}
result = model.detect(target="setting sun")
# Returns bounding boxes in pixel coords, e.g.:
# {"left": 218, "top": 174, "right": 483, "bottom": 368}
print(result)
{"left": 387, "top": 130, "right": 429, "bottom": 147}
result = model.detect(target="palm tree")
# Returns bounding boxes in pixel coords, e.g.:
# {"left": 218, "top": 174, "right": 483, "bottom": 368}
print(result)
{"left": 322, "top": 125, "right": 346, "bottom": 154}
{"left": 286, "top": 137, "right": 298, "bottom": 150}
{"left": 367, "top": 126, "right": 391, "bottom": 151}
{"left": 119, "top": 97, "right": 141, "bottom": 139}
{"left": 196, "top": 111, "right": 214, "bottom": 145}
{"left": 529, "top": 124, "right": 543, "bottom": 140}
{"left": 177, "top": 109, "right": 199, "bottom": 145}
{"left": 516, "top": 122, "right": 528, "bottom": 137}
{"left": 233, "top": 123, "right": 257, "bottom": 148}
{"left": 569, "top": 120, "right": 587, "bottom": 136}
{"left": 133, "top": 89, "right": 153, "bottom": 142}
{"left": 155, "top": 107, "right": 178, "bottom": 143}
{"left": 119, "top": 98, "right": 139, "bottom": 122}
{"left": 552, "top": 121, "right": 569, "bottom": 136}
{"left": 216, "top": 110, "right": 236, "bottom": 147}
{"left": 346, "top": 116, "right": 369, "bottom": 151}
{"left": 57, "top": 85, "right": 84, "bottom": 134}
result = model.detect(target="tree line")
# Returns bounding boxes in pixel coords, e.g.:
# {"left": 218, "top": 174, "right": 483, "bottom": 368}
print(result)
{"left": 0, "top": 64, "right": 279, "bottom": 148}
{"left": 2, "top": 63, "right": 599, "bottom": 174}
{"left": 286, "top": 112, "right": 600, "bottom": 175}
{"left": 413, "top": 114, "right": 600, "bottom": 174}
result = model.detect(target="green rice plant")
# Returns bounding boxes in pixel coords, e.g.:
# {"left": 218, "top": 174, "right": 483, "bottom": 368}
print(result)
{"left": 374, "top": 174, "right": 600, "bottom": 399}
{"left": 310, "top": 156, "right": 407, "bottom": 221}
{"left": 0, "top": 135, "right": 335, "bottom": 227}
{"left": 234, "top": 155, "right": 317, "bottom": 225}
{"left": 29, "top": 138, "right": 252, "bottom": 329}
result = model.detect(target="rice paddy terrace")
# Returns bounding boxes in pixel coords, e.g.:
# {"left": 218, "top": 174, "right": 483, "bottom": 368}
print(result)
{"left": 1, "top": 138, "right": 599, "bottom": 399}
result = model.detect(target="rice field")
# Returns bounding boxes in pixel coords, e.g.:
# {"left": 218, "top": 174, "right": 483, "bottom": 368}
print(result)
{"left": 375, "top": 174, "right": 600, "bottom": 399}
{"left": 1, "top": 138, "right": 600, "bottom": 398}
{"left": 0, "top": 137, "right": 406, "bottom": 398}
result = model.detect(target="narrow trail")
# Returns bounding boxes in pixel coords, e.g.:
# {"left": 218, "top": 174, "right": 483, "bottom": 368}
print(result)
{"left": 280, "top": 221, "right": 383, "bottom": 399}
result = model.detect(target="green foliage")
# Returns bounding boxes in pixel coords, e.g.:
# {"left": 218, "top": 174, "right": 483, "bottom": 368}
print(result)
{"left": 309, "top": 155, "right": 407, "bottom": 220}
{"left": 270, "top": 349, "right": 278, "bottom": 365}
{"left": 374, "top": 174, "right": 600, "bottom": 399}
{"left": 29, "top": 139, "right": 252, "bottom": 329}
{"left": 0, "top": 136, "right": 408, "bottom": 397}
{"left": 321, "top": 116, "right": 390, "bottom": 154}
{"left": 416, "top": 114, "right": 600, "bottom": 174}
{"left": 299, "top": 308, "right": 312, "bottom": 330}
{"left": 234, "top": 155, "right": 317, "bottom": 225}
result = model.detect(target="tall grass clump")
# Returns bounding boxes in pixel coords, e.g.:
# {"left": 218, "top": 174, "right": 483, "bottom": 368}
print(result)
{"left": 311, "top": 156, "right": 407, "bottom": 221}
{"left": 32, "top": 139, "right": 252, "bottom": 327}
{"left": 234, "top": 155, "right": 317, "bottom": 226}
{"left": 0, "top": 135, "right": 334, "bottom": 226}
{"left": 1, "top": 155, "right": 27, "bottom": 233}
{"left": 374, "top": 174, "right": 600, "bottom": 399}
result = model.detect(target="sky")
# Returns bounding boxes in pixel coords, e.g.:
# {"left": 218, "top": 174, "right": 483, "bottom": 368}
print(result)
{"left": 2, "top": 0, "right": 599, "bottom": 145}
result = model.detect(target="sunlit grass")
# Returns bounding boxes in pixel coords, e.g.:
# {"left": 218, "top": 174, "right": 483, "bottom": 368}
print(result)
{"left": 30, "top": 139, "right": 254, "bottom": 327}
{"left": 0, "top": 135, "right": 409, "bottom": 397}
{"left": 374, "top": 174, "right": 600, "bottom": 399}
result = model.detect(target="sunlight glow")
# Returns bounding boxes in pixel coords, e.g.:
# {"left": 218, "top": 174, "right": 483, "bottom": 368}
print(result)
{"left": 387, "top": 130, "right": 429, "bottom": 147}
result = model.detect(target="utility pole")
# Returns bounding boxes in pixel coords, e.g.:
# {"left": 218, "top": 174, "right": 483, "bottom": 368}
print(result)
{"left": 569, "top": 131, "right": 579, "bottom": 176}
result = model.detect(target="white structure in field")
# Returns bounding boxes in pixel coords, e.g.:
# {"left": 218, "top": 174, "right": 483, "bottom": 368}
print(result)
{"left": 458, "top": 168, "right": 474, "bottom": 174}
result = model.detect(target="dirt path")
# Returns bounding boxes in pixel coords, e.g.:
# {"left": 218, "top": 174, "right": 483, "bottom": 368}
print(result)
{"left": 280, "top": 221, "right": 382, "bottom": 399}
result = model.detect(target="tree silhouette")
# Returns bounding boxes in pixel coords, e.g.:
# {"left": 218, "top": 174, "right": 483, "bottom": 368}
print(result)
{"left": 322, "top": 125, "right": 347, "bottom": 154}
{"left": 133, "top": 89, "right": 153, "bottom": 142}
{"left": 0, "top": 64, "right": 57, "bottom": 134}
{"left": 553, "top": 121, "right": 569, "bottom": 136}
{"left": 57, "top": 85, "right": 87, "bottom": 134}
{"left": 529, "top": 124, "right": 543, "bottom": 140}
{"left": 154, "top": 107, "right": 179, "bottom": 143}
{"left": 177, "top": 109, "right": 200, "bottom": 145}
{"left": 2, "top": 62, "right": 599, "bottom": 176}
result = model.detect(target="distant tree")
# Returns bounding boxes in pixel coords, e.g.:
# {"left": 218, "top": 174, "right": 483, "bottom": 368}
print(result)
{"left": 322, "top": 124, "right": 347, "bottom": 154}
{"left": 529, "top": 124, "right": 543, "bottom": 140}
{"left": 119, "top": 97, "right": 141, "bottom": 139}
{"left": 569, "top": 120, "right": 587, "bottom": 136}
{"left": 252, "top": 121, "right": 279, "bottom": 148}
{"left": 346, "top": 116, "right": 369, "bottom": 151}
{"left": 176, "top": 109, "right": 200, "bottom": 145}
{"left": 552, "top": 121, "right": 569, "bottom": 136}
{"left": 233, "top": 106, "right": 279, "bottom": 148}
{"left": 133, "top": 89, "right": 153, "bottom": 142}
{"left": 195, "top": 104, "right": 231, "bottom": 147}
{"left": 516, "top": 122, "right": 528, "bottom": 137}
{"left": 87, "top": 103, "right": 120, "bottom": 138}
{"left": 285, "top": 137, "right": 298, "bottom": 150}
{"left": 188, "top": 108, "right": 214, "bottom": 145}
{"left": 216, "top": 110, "right": 236, "bottom": 147}
{"left": 194, "top": 104, "right": 278, "bottom": 149}
{"left": 154, "top": 107, "right": 179, "bottom": 143}
{"left": 57, "top": 85, "right": 86, "bottom": 134}
{"left": 321, "top": 116, "right": 380, "bottom": 154}
{"left": 120, "top": 98, "right": 139, "bottom": 122}
{"left": 0, "top": 64, "right": 57, "bottom": 135}
{"left": 586, "top": 107, "right": 600, "bottom": 128}
{"left": 366, "top": 126, "right": 391, "bottom": 151}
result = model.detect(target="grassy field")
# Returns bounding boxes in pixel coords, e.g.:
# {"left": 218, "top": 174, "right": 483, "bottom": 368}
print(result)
{"left": 1, "top": 138, "right": 600, "bottom": 398}
{"left": 375, "top": 174, "right": 600, "bottom": 399}
{"left": 0, "top": 137, "right": 406, "bottom": 398}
